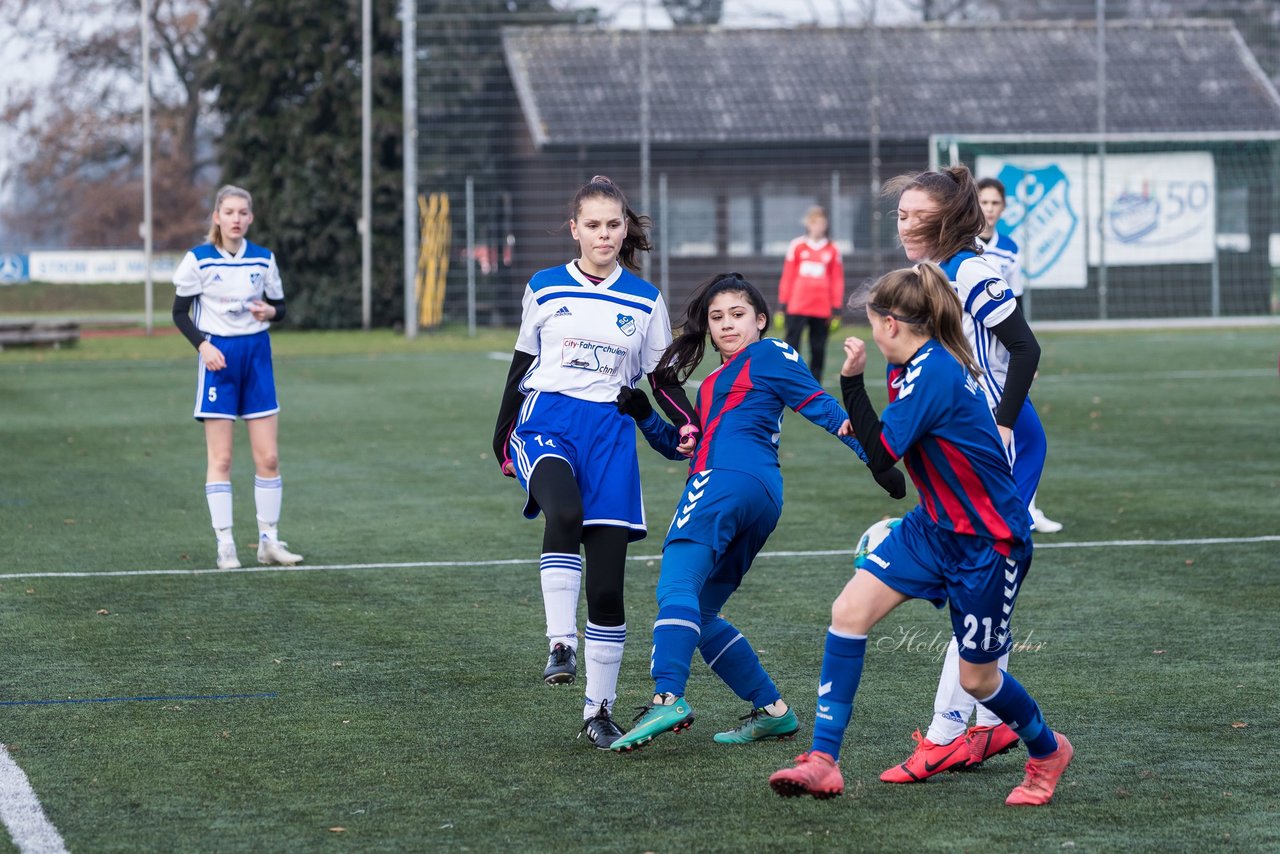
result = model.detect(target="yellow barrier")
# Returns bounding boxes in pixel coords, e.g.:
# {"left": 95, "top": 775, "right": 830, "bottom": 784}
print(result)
{"left": 417, "top": 192, "right": 450, "bottom": 329}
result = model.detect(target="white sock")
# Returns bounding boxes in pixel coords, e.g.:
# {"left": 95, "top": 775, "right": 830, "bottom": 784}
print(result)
{"left": 926, "top": 636, "right": 975, "bottom": 745}
{"left": 254, "top": 475, "right": 283, "bottom": 540}
{"left": 764, "top": 699, "right": 789, "bottom": 717}
{"left": 214, "top": 527, "right": 235, "bottom": 546}
{"left": 974, "top": 650, "right": 1011, "bottom": 727}
{"left": 205, "top": 482, "right": 233, "bottom": 533}
{"left": 583, "top": 621, "right": 625, "bottom": 719}
{"left": 539, "top": 553, "right": 581, "bottom": 649}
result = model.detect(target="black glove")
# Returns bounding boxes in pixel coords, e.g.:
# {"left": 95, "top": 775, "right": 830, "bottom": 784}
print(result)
{"left": 872, "top": 466, "right": 907, "bottom": 500}
{"left": 616, "top": 386, "right": 653, "bottom": 420}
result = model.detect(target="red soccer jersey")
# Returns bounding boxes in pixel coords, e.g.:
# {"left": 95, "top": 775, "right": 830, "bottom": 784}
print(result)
{"left": 778, "top": 237, "right": 844, "bottom": 319}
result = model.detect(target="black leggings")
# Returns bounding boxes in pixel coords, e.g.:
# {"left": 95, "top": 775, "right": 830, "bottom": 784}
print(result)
{"left": 784, "top": 313, "right": 830, "bottom": 382}
{"left": 528, "top": 458, "right": 630, "bottom": 627}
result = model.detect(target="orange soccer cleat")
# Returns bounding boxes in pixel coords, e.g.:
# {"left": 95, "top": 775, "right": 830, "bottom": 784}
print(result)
{"left": 966, "top": 723, "right": 1021, "bottom": 767}
{"left": 879, "top": 729, "right": 972, "bottom": 783}
{"left": 769, "top": 751, "right": 845, "bottom": 799}
{"left": 1005, "top": 733, "right": 1074, "bottom": 806}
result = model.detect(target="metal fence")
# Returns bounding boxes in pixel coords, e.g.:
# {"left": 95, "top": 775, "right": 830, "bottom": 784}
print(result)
{"left": 412, "top": 4, "right": 1280, "bottom": 328}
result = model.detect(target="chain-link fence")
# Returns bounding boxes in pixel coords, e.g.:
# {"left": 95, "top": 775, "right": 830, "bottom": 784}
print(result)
{"left": 414, "top": 5, "right": 1280, "bottom": 327}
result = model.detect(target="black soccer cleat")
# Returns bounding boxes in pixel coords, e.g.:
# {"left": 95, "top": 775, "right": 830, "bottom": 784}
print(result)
{"left": 578, "top": 702, "right": 626, "bottom": 749}
{"left": 543, "top": 642, "right": 577, "bottom": 685}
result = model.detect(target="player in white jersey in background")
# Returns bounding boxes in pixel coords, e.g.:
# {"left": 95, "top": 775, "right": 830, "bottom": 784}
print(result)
{"left": 493, "top": 176, "right": 698, "bottom": 748}
{"left": 977, "top": 177, "right": 1063, "bottom": 534}
{"left": 172, "top": 185, "right": 302, "bottom": 571}
{"left": 876, "top": 165, "right": 1050, "bottom": 784}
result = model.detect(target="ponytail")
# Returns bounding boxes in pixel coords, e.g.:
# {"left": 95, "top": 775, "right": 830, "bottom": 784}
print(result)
{"left": 657, "top": 272, "right": 771, "bottom": 383}
{"left": 207, "top": 184, "right": 253, "bottom": 249}
{"left": 867, "top": 263, "right": 980, "bottom": 378}
{"left": 570, "top": 175, "right": 653, "bottom": 272}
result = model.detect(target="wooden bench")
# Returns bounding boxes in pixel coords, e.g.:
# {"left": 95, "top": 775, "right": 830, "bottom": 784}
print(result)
{"left": 0, "top": 321, "right": 80, "bottom": 350}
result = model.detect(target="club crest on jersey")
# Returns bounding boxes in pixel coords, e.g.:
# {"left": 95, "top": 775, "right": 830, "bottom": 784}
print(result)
{"left": 980, "top": 278, "right": 1007, "bottom": 300}
{"left": 250, "top": 272, "right": 263, "bottom": 289}
{"left": 616, "top": 313, "right": 637, "bottom": 336}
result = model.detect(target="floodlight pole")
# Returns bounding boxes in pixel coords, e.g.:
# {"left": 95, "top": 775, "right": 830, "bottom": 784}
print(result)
{"left": 639, "top": 0, "right": 651, "bottom": 283}
{"left": 1096, "top": 0, "right": 1108, "bottom": 320}
{"left": 361, "top": 0, "right": 373, "bottom": 330}
{"left": 141, "top": 0, "right": 154, "bottom": 335}
{"left": 402, "top": 0, "right": 418, "bottom": 339}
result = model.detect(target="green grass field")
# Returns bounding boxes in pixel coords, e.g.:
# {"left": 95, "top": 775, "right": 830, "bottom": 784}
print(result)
{"left": 1, "top": 325, "right": 1278, "bottom": 852}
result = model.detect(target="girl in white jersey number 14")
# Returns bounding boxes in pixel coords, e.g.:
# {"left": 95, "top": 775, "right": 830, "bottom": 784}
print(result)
{"left": 172, "top": 185, "right": 302, "bottom": 571}
{"left": 492, "top": 176, "right": 699, "bottom": 749}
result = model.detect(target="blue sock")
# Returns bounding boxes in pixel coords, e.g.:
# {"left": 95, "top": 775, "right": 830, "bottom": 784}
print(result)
{"left": 978, "top": 671, "right": 1059, "bottom": 758}
{"left": 699, "top": 618, "right": 778, "bottom": 708}
{"left": 652, "top": 604, "right": 701, "bottom": 697}
{"left": 810, "top": 630, "right": 866, "bottom": 762}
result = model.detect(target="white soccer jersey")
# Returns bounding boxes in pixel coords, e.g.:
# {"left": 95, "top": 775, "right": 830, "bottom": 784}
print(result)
{"left": 976, "top": 232, "right": 1025, "bottom": 297}
{"left": 514, "top": 262, "right": 672, "bottom": 403}
{"left": 173, "top": 240, "right": 284, "bottom": 338}
{"left": 940, "top": 250, "right": 1018, "bottom": 411}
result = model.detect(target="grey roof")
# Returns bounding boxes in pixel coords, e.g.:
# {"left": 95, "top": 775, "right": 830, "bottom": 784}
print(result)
{"left": 502, "top": 20, "right": 1280, "bottom": 146}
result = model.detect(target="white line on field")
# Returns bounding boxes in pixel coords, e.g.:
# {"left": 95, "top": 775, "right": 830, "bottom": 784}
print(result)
{"left": 0, "top": 746, "right": 68, "bottom": 854}
{"left": 0, "top": 535, "right": 1276, "bottom": 581}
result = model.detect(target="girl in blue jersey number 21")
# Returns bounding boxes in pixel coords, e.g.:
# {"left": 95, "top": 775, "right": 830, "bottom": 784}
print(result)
{"left": 607, "top": 273, "right": 905, "bottom": 753}
{"left": 171, "top": 185, "right": 302, "bottom": 571}
{"left": 768, "top": 263, "right": 1072, "bottom": 806}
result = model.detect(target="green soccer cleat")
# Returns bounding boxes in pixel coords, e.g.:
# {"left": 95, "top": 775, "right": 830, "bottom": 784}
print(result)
{"left": 713, "top": 706, "right": 800, "bottom": 744}
{"left": 609, "top": 695, "right": 695, "bottom": 753}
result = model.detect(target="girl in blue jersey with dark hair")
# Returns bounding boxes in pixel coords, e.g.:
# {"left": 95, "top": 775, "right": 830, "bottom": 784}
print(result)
{"left": 768, "top": 263, "right": 1072, "bottom": 806}
{"left": 607, "top": 273, "right": 905, "bottom": 753}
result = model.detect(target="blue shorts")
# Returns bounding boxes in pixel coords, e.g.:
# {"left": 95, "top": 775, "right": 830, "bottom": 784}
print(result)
{"left": 510, "top": 390, "right": 646, "bottom": 540}
{"left": 663, "top": 468, "right": 780, "bottom": 586}
{"left": 1010, "top": 399, "right": 1047, "bottom": 509}
{"left": 193, "top": 331, "right": 278, "bottom": 421}
{"left": 860, "top": 507, "right": 1032, "bottom": 664}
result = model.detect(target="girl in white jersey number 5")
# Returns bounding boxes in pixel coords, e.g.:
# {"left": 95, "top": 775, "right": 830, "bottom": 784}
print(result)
{"left": 172, "top": 185, "right": 302, "bottom": 571}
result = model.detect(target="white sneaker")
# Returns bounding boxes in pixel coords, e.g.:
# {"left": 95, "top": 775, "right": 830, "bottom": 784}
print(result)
{"left": 217, "top": 542, "right": 241, "bottom": 570}
{"left": 258, "top": 536, "right": 303, "bottom": 565}
{"left": 1030, "top": 507, "right": 1064, "bottom": 533}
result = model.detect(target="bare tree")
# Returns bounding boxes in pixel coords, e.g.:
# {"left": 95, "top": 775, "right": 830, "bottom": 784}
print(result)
{"left": 0, "top": 0, "right": 215, "bottom": 249}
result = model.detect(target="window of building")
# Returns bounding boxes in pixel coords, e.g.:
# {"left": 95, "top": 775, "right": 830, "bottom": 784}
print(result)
{"left": 665, "top": 193, "right": 717, "bottom": 257}
{"left": 727, "top": 191, "right": 755, "bottom": 256}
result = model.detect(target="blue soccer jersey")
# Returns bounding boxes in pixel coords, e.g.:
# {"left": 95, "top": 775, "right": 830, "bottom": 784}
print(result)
{"left": 878, "top": 340, "right": 1031, "bottom": 557}
{"left": 514, "top": 262, "right": 672, "bottom": 403}
{"left": 688, "top": 338, "right": 866, "bottom": 508}
{"left": 939, "top": 250, "right": 1018, "bottom": 412}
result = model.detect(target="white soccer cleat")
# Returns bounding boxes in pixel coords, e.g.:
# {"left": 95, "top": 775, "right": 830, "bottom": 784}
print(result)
{"left": 1030, "top": 507, "right": 1064, "bottom": 533}
{"left": 217, "top": 542, "right": 241, "bottom": 570}
{"left": 257, "top": 536, "right": 303, "bottom": 565}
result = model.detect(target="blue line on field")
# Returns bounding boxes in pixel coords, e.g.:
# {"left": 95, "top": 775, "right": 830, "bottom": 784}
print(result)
{"left": 0, "top": 692, "right": 277, "bottom": 707}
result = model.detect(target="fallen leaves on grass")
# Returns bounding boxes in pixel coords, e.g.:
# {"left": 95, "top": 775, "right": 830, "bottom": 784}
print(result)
{"left": 96, "top": 609, "right": 109, "bottom": 616}
{"left": 1231, "top": 722, "right": 1248, "bottom": 729}
{"left": 329, "top": 827, "right": 346, "bottom": 833}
